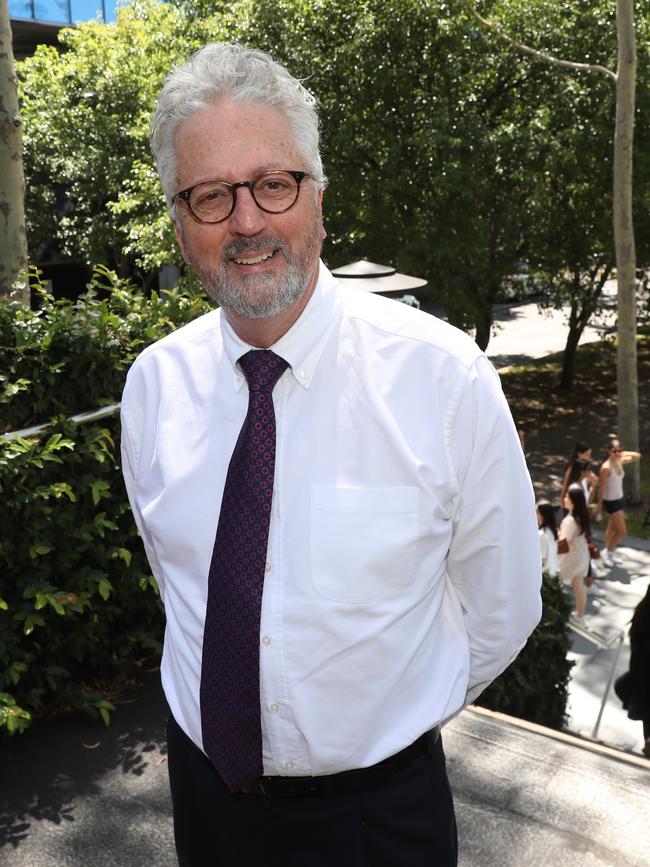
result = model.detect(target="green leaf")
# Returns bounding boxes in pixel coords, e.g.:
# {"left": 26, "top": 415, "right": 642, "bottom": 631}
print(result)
{"left": 116, "top": 547, "right": 132, "bottom": 567}
{"left": 98, "top": 578, "right": 113, "bottom": 601}
{"left": 91, "top": 479, "right": 110, "bottom": 506}
{"left": 23, "top": 614, "right": 46, "bottom": 635}
{"left": 29, "top": 544, "right": 53, "bottom": 558}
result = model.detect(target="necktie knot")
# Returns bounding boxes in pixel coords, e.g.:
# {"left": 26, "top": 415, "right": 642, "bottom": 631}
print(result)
{"left": 239, "top": 350, "right": 289, "bottom": 393}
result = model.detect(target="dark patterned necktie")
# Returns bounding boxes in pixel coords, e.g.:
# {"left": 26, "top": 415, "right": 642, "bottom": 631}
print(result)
{"left": 199, "top": 349, "right": 289, "bottom": 792}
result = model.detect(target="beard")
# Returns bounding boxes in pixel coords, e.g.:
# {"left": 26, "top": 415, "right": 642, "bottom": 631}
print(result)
{"left": 186, "top": 225, "right": 322, "bottom": 320}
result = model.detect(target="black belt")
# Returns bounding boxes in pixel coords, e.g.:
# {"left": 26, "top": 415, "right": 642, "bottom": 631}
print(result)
{"left": 240, "top": 726, "right": 440, "bottom": 798}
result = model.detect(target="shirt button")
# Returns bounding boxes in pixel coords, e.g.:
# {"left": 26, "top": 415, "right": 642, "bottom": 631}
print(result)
{"left": 265, "top": 561, "right": 272, "bottom": 573}
{"left": 284, "top": 761, "right": 295, "bottom": 770}
{"left": 261, "top": 636, "right": 271, "bottom": 646}
{"left": 300, "top": 370, "right": 308, "bottom": 379}
{"left": 269, "top": 703, "right": 279, "bottom": 713}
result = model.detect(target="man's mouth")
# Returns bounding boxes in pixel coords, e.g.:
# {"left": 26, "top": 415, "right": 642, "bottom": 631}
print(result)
{"left": 231, "top": 251, "right": 277, "bottom": 265}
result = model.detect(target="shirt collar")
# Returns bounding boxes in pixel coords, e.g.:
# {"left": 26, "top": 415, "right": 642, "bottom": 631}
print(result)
{"left": 221, "top": 260, "right": 343, "bottom": 392}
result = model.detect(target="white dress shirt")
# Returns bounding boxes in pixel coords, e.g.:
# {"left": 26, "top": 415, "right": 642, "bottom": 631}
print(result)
{"left": 121, "top": 261, "right": 542, "bottom": 777}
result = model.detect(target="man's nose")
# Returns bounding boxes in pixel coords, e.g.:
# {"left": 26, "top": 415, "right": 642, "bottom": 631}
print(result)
{"left": 227, "top": 185, "right": 267, "bottom": 235}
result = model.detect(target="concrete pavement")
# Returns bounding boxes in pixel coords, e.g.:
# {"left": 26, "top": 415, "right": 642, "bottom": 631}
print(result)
{"left": 563, "top": 533, "right": 650, "bottom": 756}
{"left": 484, "top": 281, "right": 617, "bottom": 372}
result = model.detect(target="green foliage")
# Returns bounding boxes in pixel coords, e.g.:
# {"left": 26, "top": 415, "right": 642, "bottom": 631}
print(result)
{"left": 0, "top": 270, "right": 211, "bottom": 734}
{"left": 476, "top": 571, "right": 574, "bottom": 729}
{"left": 18, "top": 0, "right": 212, "bottom": 277}
{"left": 0, "top": 266, "right": 211, "bottom": 432}
{"left": 17, "top": 0, "right": 650, "bottom": 350}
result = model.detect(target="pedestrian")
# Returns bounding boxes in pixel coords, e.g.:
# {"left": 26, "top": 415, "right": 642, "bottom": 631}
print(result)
{"left": 558, "top": 484, "right": 591, "bottom": 626}
{"left": 536, "top": 501, "right": 559, "bottom": 577}
{"left": 615, "top": 584, "right": 650, "bottom": 758}
{"left": 120, "top": 42, "right": 542, "bottom": 867}
{"left": 557, "top": 442, "right": 606, "bottom": 596}
{"left": 595, "top": 439, "right": 642, "bottom": 566}
{"left": 559, "top": 441, "right": 598, "bottom": 508}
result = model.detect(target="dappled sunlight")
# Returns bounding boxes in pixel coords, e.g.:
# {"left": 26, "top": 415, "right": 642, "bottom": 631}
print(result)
{"left": 0, "top": 672, "right": 170, "bottom": 855}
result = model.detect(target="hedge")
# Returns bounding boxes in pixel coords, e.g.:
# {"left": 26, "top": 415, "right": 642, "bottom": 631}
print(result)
{"left": 0, "top": 270, "right": 211, "bottom": 733}
{"left": 1, "top": 272, "right": 572, "bottom": 734}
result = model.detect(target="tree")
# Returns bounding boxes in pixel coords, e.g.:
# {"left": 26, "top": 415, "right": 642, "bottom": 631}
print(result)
{"left": 19, "top": 0, "right": 541, "bottom": 346}
{"left": 466, "top": 0, "right": 642, "bottom": 497}
{"left": 18, "top": 1, "right": 207, "bottom": 283}
{"left": 0, "top": 0, "right": 28, "bottom": 304}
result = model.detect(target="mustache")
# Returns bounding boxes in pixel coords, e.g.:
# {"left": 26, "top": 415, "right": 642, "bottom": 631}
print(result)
{"left": 222, "top": 235, "right": 288, "bottom": 260}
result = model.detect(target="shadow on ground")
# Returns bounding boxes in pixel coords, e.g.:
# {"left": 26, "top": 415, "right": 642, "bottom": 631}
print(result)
{"left": 0, "top": 671, "right": 168, "bottom": 854}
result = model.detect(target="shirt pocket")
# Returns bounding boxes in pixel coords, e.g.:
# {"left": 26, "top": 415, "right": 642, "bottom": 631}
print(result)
{"left": 310, "top": 485, "right": 419, "bottom": 604}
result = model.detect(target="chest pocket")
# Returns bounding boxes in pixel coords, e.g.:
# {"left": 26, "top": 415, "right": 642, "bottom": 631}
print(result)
{"left": 310, "top": 485, "right": 419, "bottom": 604}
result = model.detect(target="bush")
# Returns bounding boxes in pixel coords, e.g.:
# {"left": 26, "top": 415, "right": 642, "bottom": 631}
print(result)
{"left": 476, "top": 571, "right": 574, "bottom": 730}
{"left": 0, "top": 271, "right": 211, "bottom": 734}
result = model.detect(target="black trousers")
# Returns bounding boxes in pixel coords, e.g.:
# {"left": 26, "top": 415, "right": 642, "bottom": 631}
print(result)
{"left": 167, "top": 716, "right": 458, "bottom": 867}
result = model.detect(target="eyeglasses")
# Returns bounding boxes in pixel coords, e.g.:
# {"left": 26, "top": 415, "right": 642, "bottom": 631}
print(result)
{"left": 171, "top": 170, "right": 311, "bottom": 224}
{"left": 612, "top": 448, "right": 623, "bottom": 454}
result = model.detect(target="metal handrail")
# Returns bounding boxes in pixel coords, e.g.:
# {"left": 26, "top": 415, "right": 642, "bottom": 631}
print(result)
{"left": 2, "top": 403, "right": 121, "bottom": 441}
{"left": 568, "top": 621, "right": 626, "bottom": 739}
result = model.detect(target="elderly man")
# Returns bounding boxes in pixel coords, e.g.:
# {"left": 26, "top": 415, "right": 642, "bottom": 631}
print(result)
{"left": 121, "top": 42, "right": 542, "bottom": 867}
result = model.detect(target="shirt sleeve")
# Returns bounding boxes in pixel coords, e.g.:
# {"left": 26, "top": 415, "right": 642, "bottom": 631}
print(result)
{"left": 445, "top": 355, "right": 542, "bottom": 706}
{"left": 120, "top": 375, "right": 168, "bottom": 601}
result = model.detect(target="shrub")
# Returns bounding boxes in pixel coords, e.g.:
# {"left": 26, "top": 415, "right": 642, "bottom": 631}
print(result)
{"left": 0, "top": 270, "right": 211, "bottom": 734}
{"left": 476, "top": 571, "right": 574, "bottom": 729}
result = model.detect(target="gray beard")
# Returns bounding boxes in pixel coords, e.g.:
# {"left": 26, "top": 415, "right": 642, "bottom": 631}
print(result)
{"left": 191, "top": 233, "right": 321, "bottom": 320}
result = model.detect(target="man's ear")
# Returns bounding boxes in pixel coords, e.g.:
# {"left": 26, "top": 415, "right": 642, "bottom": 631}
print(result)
{"left": 317, "top": 187, "right": 327, "bottom": 241}
{"left": 173, "top": 217, "right": 192, "bottom": 265}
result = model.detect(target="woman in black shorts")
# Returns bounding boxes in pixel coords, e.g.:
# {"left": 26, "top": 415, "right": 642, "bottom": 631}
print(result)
{"left": 595, "top": 439, "right": 641, "bottom": 566}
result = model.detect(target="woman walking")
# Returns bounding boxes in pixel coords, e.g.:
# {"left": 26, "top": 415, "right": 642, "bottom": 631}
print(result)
{"left": 595, "top": 440, "right": 641, "bottom": 566}
{"left": 559, "top": 441, "right": 598, "bottom": 507}
{"left": 558, "top": 485, "right": 592, "bottom": 626}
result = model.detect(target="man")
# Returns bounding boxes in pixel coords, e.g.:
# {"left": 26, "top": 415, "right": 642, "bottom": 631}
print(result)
{"left": 121, "top": 42, "right": 542, "bottom": 867}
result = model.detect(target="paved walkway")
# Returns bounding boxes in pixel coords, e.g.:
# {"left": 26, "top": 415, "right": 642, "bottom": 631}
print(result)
{"left": 563, "top": 533, "right": 650, "bottom": 756}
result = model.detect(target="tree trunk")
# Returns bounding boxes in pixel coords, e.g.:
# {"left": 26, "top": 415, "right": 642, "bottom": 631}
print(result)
{"left": 614, "top": 0, "right": 639, "bottom": 500}
{"left": 559, "top": 300, "right": 582, "bottom": 389}
{"left": 0, "top": 0, "right": 29, "bottom": 304}
{"left": 466, "top": 0, "right": 641, "bottom": 499}
{"left": 474, "top": 306, "right": 492, "bottom": 351}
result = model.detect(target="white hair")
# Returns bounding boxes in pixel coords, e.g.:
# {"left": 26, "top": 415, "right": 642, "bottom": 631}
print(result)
{"left": 150, "top": 42, "right": 326, "bottom": 206}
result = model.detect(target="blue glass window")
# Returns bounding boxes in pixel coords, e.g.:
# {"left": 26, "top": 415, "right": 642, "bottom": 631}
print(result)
{"left": 9, "top": 1, "right": 34, "bottom": 18}
{"left": 71, "top": 0, "right": 116, "bottom": 23}
{"left": 9, "top": 0, "right": 117, "bottom": 23}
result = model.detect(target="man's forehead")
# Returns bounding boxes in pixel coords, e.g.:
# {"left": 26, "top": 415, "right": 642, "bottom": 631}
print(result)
{"left": 174, "top": 101, "right": 301, "bottom": 176}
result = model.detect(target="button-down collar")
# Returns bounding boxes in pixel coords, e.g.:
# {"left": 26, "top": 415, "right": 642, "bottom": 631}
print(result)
{"left": 221, "top": 261, "right": 342, "bottom": 393}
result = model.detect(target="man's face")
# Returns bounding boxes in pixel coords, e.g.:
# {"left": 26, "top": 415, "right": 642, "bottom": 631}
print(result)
{"left": 172, "top": 100, "right": 325, "bottom": 320}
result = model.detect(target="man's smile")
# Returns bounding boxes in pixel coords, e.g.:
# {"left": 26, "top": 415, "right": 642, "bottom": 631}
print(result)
{"left": 232, "top": 250, "right": 277, "bottom": 265}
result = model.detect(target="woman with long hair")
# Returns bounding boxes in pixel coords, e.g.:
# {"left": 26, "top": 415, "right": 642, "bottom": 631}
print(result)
{"left": 559, "top": 441, "right": 598, "bottom": 506}
{"left": 536, "top": 501, "right": 559, "bottom": 577}
{"left": 595, "top": 439, "right": 642, "bottom": 566}
{"left": 558, "top": 485, "right": 591, "bottom": 625}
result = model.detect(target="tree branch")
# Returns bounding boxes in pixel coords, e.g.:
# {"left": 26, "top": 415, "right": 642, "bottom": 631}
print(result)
{"left": 466, "top": 3, "right": 617, "bottom": 82}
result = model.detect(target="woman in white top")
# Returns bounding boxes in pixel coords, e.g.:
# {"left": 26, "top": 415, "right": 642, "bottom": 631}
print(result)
{"left": 595, "top": 439, "right": 642, "bottom": 566}
{"left": 536, "top": 501, "right": 559, "bottom": 577}
{"left": 558, "top": 485, "right": 591, "bottom": 623}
